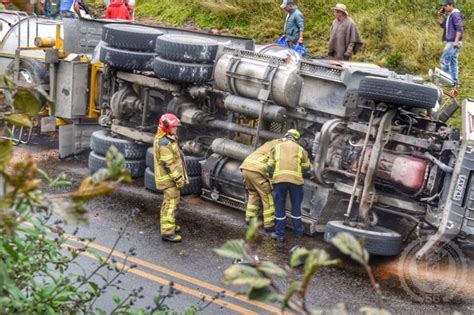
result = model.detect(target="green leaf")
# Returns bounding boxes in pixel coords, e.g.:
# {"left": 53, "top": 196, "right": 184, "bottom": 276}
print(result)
{"left": 282, "top": 281, "right": 301, "bottom": 310}
{"left": 54, "top": 291, "right": 74, "bottom": 301}
{"left": 13, "top": 87, "right": 42, "bottom": 116}
{"left": 331, "top": 232, "right": 370, "bottom": 266}
{"left": 2, "top": 75, "right": 15, "bottom": 90}
{"left": 245, "top": 216, "right": 258, "bottom": 241}
{"left": 223, "top": 264, "right": 271, "bottom": 288}
{"left": 37, "top": 168, "right": 52, "bottom": 183}
{"left": 2, "top": 243, "right": 18, "bottom": 260}
{"left": 112, "top": 293, "right": 121, "bottom": 305}
{"left": 359, "top": 306, "right": 391, "bottom": 315}
{"left": 0, "top": 139, "right": 13, "bottom": 170}
{"left": 258, "top": 261, "right": 287, "bottom": 278}
{"left": 35, "top": 87, "right": 55, "bottom": 115}
{"left": 290, "top": 247, "right": 309, "bottom": 268}
{"left": 248, "top": 286, "right": 280, "bottom": 303}
{"left": 4, "top": 113, "right": 32, "bottom": 128}
{"left": 213, "top": 239, "right": 246, "bottom": 260}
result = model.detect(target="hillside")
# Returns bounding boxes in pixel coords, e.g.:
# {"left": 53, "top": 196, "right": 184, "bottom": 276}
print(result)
{"left": 92, "top": 0, "right": 473, "bottom": 99}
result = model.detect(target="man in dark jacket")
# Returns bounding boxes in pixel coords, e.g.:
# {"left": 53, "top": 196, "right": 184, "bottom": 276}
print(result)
{"left": 280, "top": 0, "right": 304, "bottom": 48}
{"left": 437, "top": 0, "right": 464, "bottom": 86}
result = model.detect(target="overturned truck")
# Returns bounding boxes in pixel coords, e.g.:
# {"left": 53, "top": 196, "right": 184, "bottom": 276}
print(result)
{"left": 3, "top": 14, "right": 473, "bottom": 258}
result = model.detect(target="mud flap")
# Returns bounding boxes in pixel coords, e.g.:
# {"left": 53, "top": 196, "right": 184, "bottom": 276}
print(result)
{"left": 59, "top": 122, "right": 101, "bottom": 158}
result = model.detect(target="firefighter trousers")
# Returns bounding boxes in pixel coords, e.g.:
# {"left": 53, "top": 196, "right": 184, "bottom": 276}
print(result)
{"left": 241, "top": 169, "right": 275, "bottom": 228}
{"left": 160, "top": 186, "right": 180, "bottom": 235}
{"left": 273, "top": 182, "right": 304, "bottom": 238}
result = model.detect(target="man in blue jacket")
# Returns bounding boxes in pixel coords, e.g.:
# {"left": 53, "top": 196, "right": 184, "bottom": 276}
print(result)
{"left": 280, "top": 0, "right": 304, "bottom": 48}
{"left": 437, "top": 0, "right": 464, "bottom": 86}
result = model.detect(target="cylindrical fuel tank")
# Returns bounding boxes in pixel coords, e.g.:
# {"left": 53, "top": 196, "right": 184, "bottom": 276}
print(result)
{"left": 213, "top": 53, "right": 303, "bottom": 107}
{"left": 202, "top": 153, "right": 246, "bottom": 201}
{"left": 211, "top": 138, "right": 253, "bottom": 161}
{"left": 223, "top": 95, "right": 287, "bottom": 122}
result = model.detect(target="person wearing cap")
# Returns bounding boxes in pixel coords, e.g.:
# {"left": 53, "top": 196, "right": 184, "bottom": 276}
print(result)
{"left": 269, "top": 129, "right": 310, "bottom": 242}
{"left": 437, "top": 0, "right": 463, "bottom": 86}
{"left": 328, "top": 3, "right": 363, "bottom": 61}
{"left": 154, "top": 113, "right": 188, "bottom": 242}
{"left": 280, "top": 0, "right": 304, "bottom": 48}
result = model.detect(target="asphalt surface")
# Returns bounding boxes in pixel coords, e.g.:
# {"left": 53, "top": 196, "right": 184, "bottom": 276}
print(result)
{"left": 13, "top": 134, "right": 474, "bottom": 314}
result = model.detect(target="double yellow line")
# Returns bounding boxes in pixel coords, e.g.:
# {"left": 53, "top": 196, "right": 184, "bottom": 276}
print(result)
{"left": 65, "top": 234, "right": 281, "bottom": 314}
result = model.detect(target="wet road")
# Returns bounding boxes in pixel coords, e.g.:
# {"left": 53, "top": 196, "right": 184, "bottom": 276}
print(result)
{"left": 14, "top": 136, "right": 474, "bottom": 314}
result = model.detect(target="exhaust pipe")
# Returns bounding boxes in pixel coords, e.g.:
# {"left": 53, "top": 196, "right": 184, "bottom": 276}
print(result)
{"left": 211, "top": 138, "right": 253, "bottom": 161}
{"left": 223, "top": 95, "right": 287, "bottom": 122}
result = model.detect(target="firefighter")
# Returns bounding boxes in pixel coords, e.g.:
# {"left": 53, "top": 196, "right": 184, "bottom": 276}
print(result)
{"left": 240, "top": 139, "right": 281, "bottom": 232}
{"left": 154, "top": 113, "right": 188, "bottom": 242}
{"left": 270, "top": 129, "right": 310, "bottom": 241}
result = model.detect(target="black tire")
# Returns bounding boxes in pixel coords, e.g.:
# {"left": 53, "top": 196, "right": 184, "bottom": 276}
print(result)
{"left": 144, "top": 167, "right": 160, "bottom": 193}
{"left": 181, "top": 175, "right": 202, "bottom": 196}
{"left": 100, "top": 44, "right": 156, "bottom": 71}
{"left": 184, "top": 156, "right": 202, "bottom": 176}
{"left": 102, "top": 24, "right": 163, "bottom": 51}
{"left": 146, "top": 147, "right": 154, "bottom": 169}
{"left": 324, "top": 220, "right": 402, "bottom": 256}
{"left": 146, "top": 147, "right": 202, "bottom": 176}
{"left": 88, "top": 151, "right": 146, "bottom": 178}
{"left": 155, "top": 34, "right": 219, "bottom": 63}
{"left": 153, "top": 56, "right": 213, "bottom": 84}
{"left": 6, "top": 58, "right": 49, "bottom": 84}
{"left": 91, "top": 130, "right": 148, "bottom": 159}
{"left": 144, "top": 167, "right": 201, "bottom": 196}
{"left": 358, "top": 76, "right": 439, "bottom": 109}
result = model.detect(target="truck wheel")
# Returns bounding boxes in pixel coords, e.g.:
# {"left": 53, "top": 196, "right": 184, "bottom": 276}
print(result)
{"left": 146, "top": 147, "right": 154, "bottom": 169}
{"left": 88, "top": 151, "right": 146, "bottom": 178}
{"left": 358, "top": 76, "right": 439, "bottom": 109}
{"left": 153, "top": 57, "right": 213, "bottom": 84}
{"left": 146, "top": 147, "right": 202, "bottom": 176}
{"left": 6, "top": 58, "right": 49, "bottom": 84}
{"left": 144, "top": 167, "right": 160, "bottom": 193}
{"left": 324, "top": 220, "right": 402, "bottom": 256}
{"left": 100, "top": 44, "right": 156, "bottom": 71}
{"left": 102, "top": 24, "right": 163, "bottom": 51}
{"left": 184, "top": 156, "right": 202, "bottom": 176}
{"left": 181, "top": 175, "right": 202, "bottom": 196}
{"left": 144, "top": 168, "right": 201, "bottom": 196}
{"left": 91, "top": 130, "right": 147, "bottom": 159}
{"left": 155, "top": 34, "right": 219, "bottom": 63}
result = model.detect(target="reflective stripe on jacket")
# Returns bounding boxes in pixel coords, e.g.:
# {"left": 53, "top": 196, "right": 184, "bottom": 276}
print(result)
{"left": 271, "top": 138, "right": 310, "bottom": 185}
{"left": 153, "top": 131, "right": 187, "bottom": 190}
{"left": 240, "top": 139, "right": 281, "bottom": 177}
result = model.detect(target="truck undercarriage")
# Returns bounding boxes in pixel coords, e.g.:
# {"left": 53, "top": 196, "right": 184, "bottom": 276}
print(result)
{"left": 1, "top": 13, "right": 473, "bottom": 258}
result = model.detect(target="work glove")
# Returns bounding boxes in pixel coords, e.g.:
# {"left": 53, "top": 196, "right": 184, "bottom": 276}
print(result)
{"left": 175, "top": 177, "right": 185, "bottom": 190}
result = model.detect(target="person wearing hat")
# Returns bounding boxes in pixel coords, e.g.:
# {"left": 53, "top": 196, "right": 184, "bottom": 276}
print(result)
{"left": 328, "top": 3, "right": 363, "bottom": 60}
{"left": 154, "top": 113, "right": 188, "bottom": 242}
{"left": 437, "top": 0, "right": 464, "bottom": 86}
{"left": 280, "top": 0, "right": 304, "bottom": 48}
{"left": 269, "top": 129, "right": 310, "bottom": 242}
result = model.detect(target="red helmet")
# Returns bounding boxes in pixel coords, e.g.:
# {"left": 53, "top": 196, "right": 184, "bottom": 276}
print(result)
{"left": 158, "top": 113, "right": 181, "bottom": 134}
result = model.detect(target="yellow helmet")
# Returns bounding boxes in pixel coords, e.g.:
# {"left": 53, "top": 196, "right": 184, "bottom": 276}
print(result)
{"left": 285, "top": 129, "right": 301, "bottom": 140}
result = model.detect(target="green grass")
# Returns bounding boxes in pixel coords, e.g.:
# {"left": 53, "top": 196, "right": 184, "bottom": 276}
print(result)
{"left": 86, "top": 0, "right": 473, "bottom": 108}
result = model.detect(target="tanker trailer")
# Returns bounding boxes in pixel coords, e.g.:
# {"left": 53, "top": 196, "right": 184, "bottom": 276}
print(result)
{"left": 87, "top": 23, "right": 472, "bottom": 258}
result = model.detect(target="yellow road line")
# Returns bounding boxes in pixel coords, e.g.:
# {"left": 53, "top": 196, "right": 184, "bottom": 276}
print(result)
{"left": 66, "top": 234, "right": 281, "bottom": 314}
{"left": 64, "top": 243, "right": 259, "bottom": 315}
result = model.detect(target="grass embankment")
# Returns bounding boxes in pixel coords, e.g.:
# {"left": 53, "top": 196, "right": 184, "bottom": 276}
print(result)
{"left": 91, "top": 0, "right": 473, "bottom": 103}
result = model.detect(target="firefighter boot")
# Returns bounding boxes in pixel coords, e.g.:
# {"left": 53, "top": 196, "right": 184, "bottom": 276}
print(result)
{"left": 162, "top": 234, "right": 182, "bottom": 242}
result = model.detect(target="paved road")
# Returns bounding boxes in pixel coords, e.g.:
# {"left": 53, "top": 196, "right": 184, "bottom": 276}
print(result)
{"left": 14, "top": 136, "right": 474, "bottom": 314}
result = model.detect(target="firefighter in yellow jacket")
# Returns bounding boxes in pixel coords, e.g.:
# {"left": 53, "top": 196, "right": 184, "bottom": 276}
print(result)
{"left": 154, "top": 113, "right": 188, "bottom": 242}
{"left": 270, "top": 129, "right": 310, "bottom": 241}
{"left": 240, "top": 139, "right": 281, "bottom": 232}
